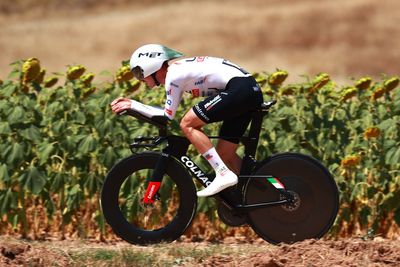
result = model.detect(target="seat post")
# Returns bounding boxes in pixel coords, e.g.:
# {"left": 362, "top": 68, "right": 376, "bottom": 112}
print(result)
{"left": 241, "top": 109, "right": 268, "bottom": 174}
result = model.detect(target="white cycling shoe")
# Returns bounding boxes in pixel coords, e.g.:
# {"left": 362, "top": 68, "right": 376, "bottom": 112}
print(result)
{"left": 197, "top": 170, "right": 238, "bottom": 197}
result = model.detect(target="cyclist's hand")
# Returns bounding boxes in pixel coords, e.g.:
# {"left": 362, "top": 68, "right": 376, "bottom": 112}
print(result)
{"left": 110, "top": 97, "right": 132, "bottom": 114}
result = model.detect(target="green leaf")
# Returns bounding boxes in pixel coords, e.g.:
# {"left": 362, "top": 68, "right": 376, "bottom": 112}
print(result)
{"left": 0, "top": 100, "right": 11, "bottom": 114}
{"left": 359, "top": 205, "right": 371, "bottom": 227}
{"left": 1, "top": 83, "right": 17, "bottom": 97}
{"left": 78, "top": 135, "right": 97, "bottom": 154}
{"left": 100, "top": 146, "right": 117, "bottom": 168}
{"left": 7, "top": 142, "right": 24, "bottom": 167}
{"left": 46, "top": 101, "right": 63, "bottom": 116}
{"left": 84, "top": 173, "right": 100, "bottom": 195}
{"left": 38, "top": 141, "right": 55, "bottom": 165}
{"left": 68, "top": 184, "right": 81, "bottom": 196}
{"left": 0, "top": 164, "right": 10, "bottom": 183}
{"left": 0, "top": 189, "right": 17, "bottom": 215}
{"left": 95, "top": 118, "right": 113, "bottom": 136}
{"left": 19, "top": 166, "right": 47, "bottom": 195}
{"left": 377, "top": 105, "right": 388, "bottom": 120}
{"left": 51, "top": 173, "right": 65, "bottom": 192}
{"left": 74, "top": 111, "right": 86, "bottom": 124}
{"left": 62, "top": 134, "right": 86, "bottom": 153}
{"left": 64, "top": 184, "right": 83, "bottom": 215}
{"left": 0, "top": 122, "right": 12, "bottom": 135}
{"left": 43, "top": 191, "right": 56, "bottom": 218}
{"left": 8, "top": 106, "right": 25, "bottom": 124}
{"left": 385, "top": 146, "right": 400, "bottom": 165}
{"left": 52, "top": 119, "right": 66, "bottom": 134}
{"left": 335, "top": 108, "right": 347, "bottom": 120}
{"left": 20, "top": 125, "right": 42, "bottom": 142}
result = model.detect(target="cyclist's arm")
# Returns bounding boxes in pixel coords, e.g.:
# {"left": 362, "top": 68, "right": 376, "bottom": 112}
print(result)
{"left": 164, "top": 83, "right": 183, "bottom": 120}
{"left": 130, "top": 99, "right": 164, "bottom": 118}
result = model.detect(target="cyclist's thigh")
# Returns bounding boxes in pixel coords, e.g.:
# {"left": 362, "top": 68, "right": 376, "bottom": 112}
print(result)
{"left": 192, "top": 76, "right": 263, "bottom": 124}
{"left": 219, "top": 112, "right": 252, "bottom": 144}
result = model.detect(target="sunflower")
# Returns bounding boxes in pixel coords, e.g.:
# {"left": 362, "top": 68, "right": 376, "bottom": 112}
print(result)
{"left": 341, "top": 155, "right": 361, "bottom": 168}
{"left": 364, "top": 127, "right": 381, "bottom": 139}
{"left": 268, "top": 70, "right": 288, "bottom": 86}
{"left": 67, "top": 65, "right": 86, "bottom": 80}
{"left": 22, "top": 57, "right": 41, "bottom": 84}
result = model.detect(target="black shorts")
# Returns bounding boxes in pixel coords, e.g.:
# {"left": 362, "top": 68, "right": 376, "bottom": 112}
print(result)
{"left": 192, "top": 76, "right": 264, "bottom": 144}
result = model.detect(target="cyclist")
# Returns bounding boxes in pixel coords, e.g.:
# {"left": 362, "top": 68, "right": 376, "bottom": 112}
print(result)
{"left": 111, "top": 44, "right": 263, "bottom": 197}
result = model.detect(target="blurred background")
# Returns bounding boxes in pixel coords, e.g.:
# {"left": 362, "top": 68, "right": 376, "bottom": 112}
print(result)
{"left": 1, "top": 0, "right": 399, "bottom": 82}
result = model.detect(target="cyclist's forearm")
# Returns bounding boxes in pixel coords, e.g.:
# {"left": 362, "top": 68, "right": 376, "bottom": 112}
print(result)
{"left": 130, "top": 99, "right": 164, "bottom": 117}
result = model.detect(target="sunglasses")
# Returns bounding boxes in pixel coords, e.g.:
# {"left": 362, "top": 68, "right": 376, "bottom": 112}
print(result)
{"left": 131, "top": 66, "right": 144, "bottom": 80}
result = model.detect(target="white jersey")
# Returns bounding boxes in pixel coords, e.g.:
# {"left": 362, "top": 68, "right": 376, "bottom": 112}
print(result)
{"left": 163, "top": 56, "right": 251, "bottom": 119}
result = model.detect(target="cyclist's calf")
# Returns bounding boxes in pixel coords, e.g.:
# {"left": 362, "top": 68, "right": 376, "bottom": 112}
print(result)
{"left": 216, "top": 140, "right": 241, "bottom": 174}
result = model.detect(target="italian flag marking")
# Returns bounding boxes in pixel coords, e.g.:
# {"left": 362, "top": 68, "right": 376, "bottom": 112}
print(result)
{"left": 267, "top": 177, "right": 285, "bottom": 190}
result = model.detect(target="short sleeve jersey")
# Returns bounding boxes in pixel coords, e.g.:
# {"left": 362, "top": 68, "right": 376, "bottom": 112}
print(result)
{"left": 164, "top": 56, "right": 251, "bottom": 119}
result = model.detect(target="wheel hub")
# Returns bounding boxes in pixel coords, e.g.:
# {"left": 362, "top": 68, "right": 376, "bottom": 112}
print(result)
{"left": 280, "top": 190, "right": 301, "bottom": 212}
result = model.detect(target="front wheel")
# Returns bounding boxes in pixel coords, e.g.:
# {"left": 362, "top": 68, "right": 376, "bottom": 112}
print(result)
{"left": 100, "top": 152, "right": 197, "bottom": 245}
{"left": 244, "top": 153, "right": 339, "bottom": 244}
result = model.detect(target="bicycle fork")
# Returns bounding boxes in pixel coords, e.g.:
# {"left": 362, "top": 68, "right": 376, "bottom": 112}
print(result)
{"left": 142, "top": 152, "right": 169, "bottom": 204}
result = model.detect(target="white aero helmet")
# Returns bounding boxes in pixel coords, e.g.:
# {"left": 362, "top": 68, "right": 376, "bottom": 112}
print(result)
{"left": 129, "top": 44, "right": 184, "bottom": 80}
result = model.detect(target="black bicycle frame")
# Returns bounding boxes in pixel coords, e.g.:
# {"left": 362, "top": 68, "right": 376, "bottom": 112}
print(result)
{"left": 128, "top": 100, "right": 293, "bottom": 212}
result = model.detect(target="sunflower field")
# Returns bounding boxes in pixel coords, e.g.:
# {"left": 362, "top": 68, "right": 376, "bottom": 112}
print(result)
{"left": 0, "top": 58, "right": 399, "bottom": 241}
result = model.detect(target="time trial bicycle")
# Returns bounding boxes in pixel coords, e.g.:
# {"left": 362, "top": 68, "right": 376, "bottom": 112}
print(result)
{"left": 100, "top": 100, "right": 339, "bottom": 245}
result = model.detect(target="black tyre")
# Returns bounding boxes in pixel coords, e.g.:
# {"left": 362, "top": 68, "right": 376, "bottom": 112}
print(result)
{"left": 244, "top": 153, "right": 339, "bottom": 244}
{"left": 101, "top": 152, "right": 197, "bottom": 245}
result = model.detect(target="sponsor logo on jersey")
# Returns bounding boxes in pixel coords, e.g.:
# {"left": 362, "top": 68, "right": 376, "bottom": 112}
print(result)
{"left": 195, "top": 79, "right": 204, "bottom": 86}
{"left": 191, "top": 89, "right": 200, "bottom": 97}
{"left": 165, "top": 108, "right": 173, "bottom": 116}
{"left": 170, "top": 82, "right": 179, "bottom": 88}
{"left": 204, "top": 95, "right": 222, "bottom": 110}
{"left": 196, "top": 56, "right": 205, "bottom": 62}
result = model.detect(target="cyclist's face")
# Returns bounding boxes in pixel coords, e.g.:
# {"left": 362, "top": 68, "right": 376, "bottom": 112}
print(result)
{"left": 143, "top": 76, "right": 157, "bottom": 88}
{"left": 143, "top": 68, "right": 167, "bottom": 88}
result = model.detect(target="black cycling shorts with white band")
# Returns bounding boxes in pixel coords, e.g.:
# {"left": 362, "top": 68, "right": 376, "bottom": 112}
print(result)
{"left": 192, "top": 76, "right": 263, "bottom": 144}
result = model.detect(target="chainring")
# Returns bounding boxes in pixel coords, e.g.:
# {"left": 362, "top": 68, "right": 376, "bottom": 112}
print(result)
{"left": 217, "top": 202, "right": 247, "bottom": 227}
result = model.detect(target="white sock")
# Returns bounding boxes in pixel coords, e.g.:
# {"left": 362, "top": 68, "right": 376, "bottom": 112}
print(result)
{"left": 202, "top": 147, "right": 228, "bottom": 176}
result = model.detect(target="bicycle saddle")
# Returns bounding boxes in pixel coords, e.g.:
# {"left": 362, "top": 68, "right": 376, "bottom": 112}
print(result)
{"left": 259, "top": 100, "right": 277, "bottom": 111}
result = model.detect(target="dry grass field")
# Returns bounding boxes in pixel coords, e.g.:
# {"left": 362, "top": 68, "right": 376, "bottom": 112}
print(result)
{"left": 1, "top": 236, "right": 400, "bottom": 266}
{"left": 1, "top": 0, "right": 399, "bottom": 83}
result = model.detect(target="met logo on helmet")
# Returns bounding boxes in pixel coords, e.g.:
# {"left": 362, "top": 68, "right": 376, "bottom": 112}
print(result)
{"left": 138, "top": 52, "right": 163, "bottom": 58}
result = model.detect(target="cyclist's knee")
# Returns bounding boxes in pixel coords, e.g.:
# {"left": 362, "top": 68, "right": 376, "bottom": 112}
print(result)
{"left": 180, "top": 116, "right": 196, "bottom": 136}
{"left": 180, "top": 111, "right": 204, "bottom": 134}
{"left": 180, "top": 122, "right": 189, "bottom": 136}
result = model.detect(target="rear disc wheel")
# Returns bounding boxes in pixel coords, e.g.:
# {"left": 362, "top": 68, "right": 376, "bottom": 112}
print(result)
{"left": 244, "top": 153, "right": 339, "bottom": 244}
